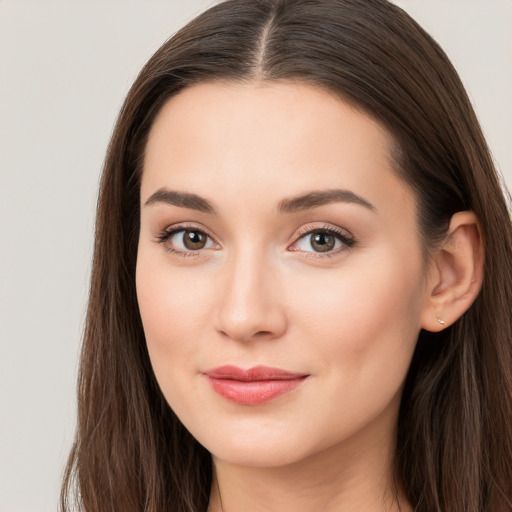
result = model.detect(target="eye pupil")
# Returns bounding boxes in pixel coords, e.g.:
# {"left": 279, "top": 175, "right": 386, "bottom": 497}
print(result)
{"left": 311, "top": 232, "right": 335, "bottom": 252}
{"left": 183, "top": 230, "right": 206, "bottom": 250}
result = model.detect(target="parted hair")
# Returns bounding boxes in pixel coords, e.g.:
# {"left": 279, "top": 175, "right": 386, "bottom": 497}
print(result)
{"left": 61, "top": 1, "right": 512, "bottom": 511}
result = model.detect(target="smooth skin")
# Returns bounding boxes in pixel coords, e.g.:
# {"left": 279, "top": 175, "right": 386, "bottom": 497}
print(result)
{"left": 136, "top": 82, "right": 483, "bottom": 512}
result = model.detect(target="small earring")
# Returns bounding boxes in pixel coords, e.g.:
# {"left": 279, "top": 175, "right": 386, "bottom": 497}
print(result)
{"left": 436, "top": 313, "right": 445, "bottom": 325}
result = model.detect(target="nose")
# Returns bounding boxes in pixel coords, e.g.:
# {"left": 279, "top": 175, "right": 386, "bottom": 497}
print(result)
{"left": 213, "top": 247, "right": 288, "bottom": 343}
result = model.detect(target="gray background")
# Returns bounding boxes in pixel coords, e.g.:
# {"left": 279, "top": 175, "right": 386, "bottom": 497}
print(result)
{"left": 1, "top": 1, "right": 511, "bottom": 511}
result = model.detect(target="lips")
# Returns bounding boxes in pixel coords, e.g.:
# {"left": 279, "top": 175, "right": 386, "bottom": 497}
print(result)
{"left": 203, "top": 365, "right": 309, "bottom": 405}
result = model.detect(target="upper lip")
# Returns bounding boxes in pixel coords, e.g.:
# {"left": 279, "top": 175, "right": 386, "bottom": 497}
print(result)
{"left": 203, "top": 365, "right": 308, "bottom": 381}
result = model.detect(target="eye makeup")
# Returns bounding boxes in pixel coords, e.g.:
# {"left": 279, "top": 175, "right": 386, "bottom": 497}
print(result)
{"left": 154, "top": 221, "right": 356, "bottom": 260}
{"left": 154, "top": 222, "right": 219, "bottom": 258}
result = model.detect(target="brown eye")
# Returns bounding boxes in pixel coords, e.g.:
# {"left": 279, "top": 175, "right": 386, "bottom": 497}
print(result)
{"left": 182, "top": 230, "right": 207, "bottom": 250}
{"left": 310, "top": 232, "right": 336, "bottom": 252}
{"left": 160, "top": 227, "right": 216, "bottom": 253}
{"left": 292, "top": 227, "right": 354, "bottom": 255}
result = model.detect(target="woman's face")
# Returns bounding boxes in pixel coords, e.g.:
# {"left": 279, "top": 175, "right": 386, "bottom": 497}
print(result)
{"left": 136, "top": 82, "right": 431, "bottom": 467}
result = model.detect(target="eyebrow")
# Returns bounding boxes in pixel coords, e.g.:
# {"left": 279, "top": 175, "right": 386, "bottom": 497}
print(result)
{"left": 144, "top": 187, "right": 376, "bottom": 214}
{"left": 278, "top": 189, "right": 376, "bottom": 213}
{"left": 144, "top": 188, "right": 216, "bottom": 213}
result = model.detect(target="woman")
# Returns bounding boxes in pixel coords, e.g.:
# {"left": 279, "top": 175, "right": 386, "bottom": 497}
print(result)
{"left": 61, "top": 0, "right": 512, "bottom": 511}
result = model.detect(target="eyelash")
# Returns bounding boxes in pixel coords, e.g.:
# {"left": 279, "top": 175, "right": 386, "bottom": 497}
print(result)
{"left": 155, "top": 223, "right": 214, "bottom": 258}
{"left": 293, "top": 225, "right": 356, "bottom": 259}
{"left": 155, "top": 223, "right": 356, "bottom": 259}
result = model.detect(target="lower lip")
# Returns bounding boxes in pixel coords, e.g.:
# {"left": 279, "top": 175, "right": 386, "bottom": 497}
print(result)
{"left": 207, "top": 377, "right": 307, "bottom": 405}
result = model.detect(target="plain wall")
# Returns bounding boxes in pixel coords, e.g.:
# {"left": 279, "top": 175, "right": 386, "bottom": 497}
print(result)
{"left": 0, "top": 1, "right": 510, "bottom": 511}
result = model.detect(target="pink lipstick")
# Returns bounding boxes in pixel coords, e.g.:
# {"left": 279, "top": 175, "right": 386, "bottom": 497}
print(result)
{"left": 203, "top": 365, "right": 309, "bottom": 405}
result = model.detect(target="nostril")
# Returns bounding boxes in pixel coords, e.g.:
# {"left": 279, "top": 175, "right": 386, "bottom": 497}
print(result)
{"left": 217, "top": 326, "right": 282, "bottom": 344}
{"left": 254, "top": 330, "right": 272, "bottom": 337}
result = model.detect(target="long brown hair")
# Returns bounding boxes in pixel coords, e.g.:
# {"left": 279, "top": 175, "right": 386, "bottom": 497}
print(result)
{"left": 61, "top": 1, "right": 512, "bottom": 511}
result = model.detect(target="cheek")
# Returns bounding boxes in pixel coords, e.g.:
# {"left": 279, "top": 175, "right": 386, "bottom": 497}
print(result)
{"left": 294, "top": 253, "right": 425, "bottom": 379}
{"left": 136, "top": 237, "right": 218, "bottom": 334}
{"left": 135, "top": 250, "right": 214, "bottom": 394}
{"left": 282, "top": 255, "right": 425, "bottom": 444}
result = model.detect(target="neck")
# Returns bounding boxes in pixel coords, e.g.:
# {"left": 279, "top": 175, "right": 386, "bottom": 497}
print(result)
{"left": 207, "top": 410, "right": 412, "bottom": 512}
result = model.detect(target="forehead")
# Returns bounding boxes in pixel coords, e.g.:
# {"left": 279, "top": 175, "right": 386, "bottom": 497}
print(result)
{"left": 141, "top": 81, "right": 415, "bottom": 221}
{"left": 144, "top": 81, "right": 393, "bottom": 167}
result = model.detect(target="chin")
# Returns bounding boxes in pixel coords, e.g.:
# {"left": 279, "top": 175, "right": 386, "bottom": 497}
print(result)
{"left": 209, "top": 441, "right": 312, "bottom": 468}
{"left": 189, "top": 419, "right": 330, "bottom": 469}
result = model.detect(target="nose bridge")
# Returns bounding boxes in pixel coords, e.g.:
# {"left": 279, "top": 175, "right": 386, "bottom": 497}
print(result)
{"left": 214, "top": 241, "right": 287, "bottom": 342}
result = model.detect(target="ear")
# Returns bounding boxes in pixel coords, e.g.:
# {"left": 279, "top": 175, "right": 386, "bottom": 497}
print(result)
{"left": 421, "top": 211, "right": 484, "bottom": 332}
